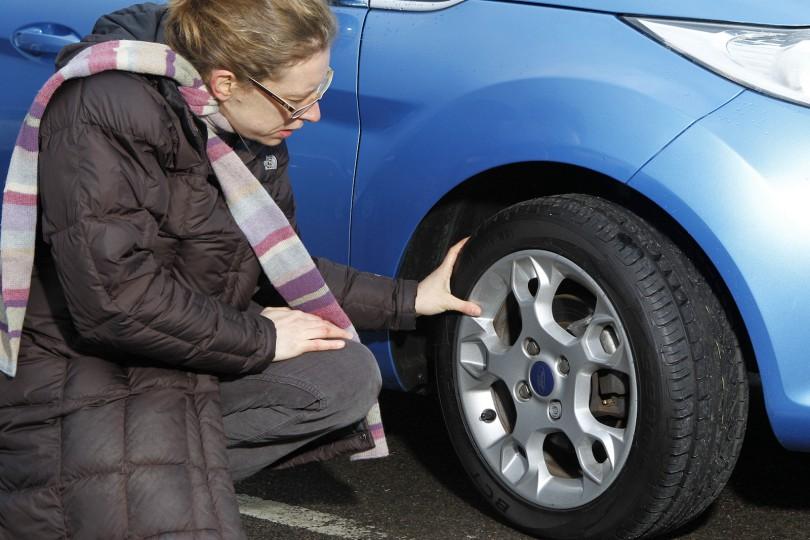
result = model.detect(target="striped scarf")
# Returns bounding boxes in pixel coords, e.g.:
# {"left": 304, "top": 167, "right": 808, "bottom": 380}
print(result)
{"left": 0, "top": 40, "right": 387, "bottom": 459}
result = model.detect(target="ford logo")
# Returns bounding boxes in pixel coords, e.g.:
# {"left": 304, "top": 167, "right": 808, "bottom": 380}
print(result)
{"left": 530, "top": 362, "right": 554, "bottom": 397}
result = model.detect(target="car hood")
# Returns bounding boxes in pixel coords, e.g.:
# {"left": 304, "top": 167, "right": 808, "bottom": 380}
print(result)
{"left": 508, "top": 0, "right": 810, "bottom": 26}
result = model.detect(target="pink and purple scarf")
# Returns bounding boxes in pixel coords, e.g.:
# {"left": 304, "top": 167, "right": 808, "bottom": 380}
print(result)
{"left": 0, "top": 40, "right": 387, "bottom": 459}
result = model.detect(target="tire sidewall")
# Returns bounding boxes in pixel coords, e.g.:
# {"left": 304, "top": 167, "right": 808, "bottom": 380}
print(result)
{"left": 437, "top": 207, "right": 675, "bottom": 539}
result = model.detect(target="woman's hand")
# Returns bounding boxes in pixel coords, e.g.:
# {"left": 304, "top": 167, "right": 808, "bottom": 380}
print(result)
{"left": 260, "top": 307, "right": 353, "bottom": 361}
{"left": 415, "top": 238, "right": 482, "bottom": 317}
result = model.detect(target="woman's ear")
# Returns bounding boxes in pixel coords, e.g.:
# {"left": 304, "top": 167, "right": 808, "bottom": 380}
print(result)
{"left": 208, "top": 69, "right": 238, "bottom": 101}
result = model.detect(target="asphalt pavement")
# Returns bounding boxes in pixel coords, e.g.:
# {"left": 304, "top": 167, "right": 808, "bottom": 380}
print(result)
{"left": 236, "top": 387, "right": 810, "bottom": 540}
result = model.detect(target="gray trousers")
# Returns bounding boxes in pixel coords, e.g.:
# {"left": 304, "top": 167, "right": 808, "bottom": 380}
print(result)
{"left": 219, "top": 340, "right": 382, "bottom": 481}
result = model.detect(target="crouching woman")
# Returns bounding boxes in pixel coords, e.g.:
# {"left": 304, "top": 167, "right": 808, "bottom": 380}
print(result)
{"left": 0, "top": 0, "right": 479, "bottom": 538}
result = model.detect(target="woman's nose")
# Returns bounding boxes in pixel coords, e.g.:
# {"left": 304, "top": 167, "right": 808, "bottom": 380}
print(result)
{"left": 299, "top": 101, "right": 321, "bottom": 123}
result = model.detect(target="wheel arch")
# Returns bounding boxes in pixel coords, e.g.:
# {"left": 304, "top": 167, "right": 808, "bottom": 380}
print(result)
{"left": 390, "top": 160, "right": 756, "bottom": 392}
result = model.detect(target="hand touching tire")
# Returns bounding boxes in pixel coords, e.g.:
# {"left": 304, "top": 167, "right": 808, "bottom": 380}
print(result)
{"left": 416, "top": 238, "right": 482, "bottom": 317}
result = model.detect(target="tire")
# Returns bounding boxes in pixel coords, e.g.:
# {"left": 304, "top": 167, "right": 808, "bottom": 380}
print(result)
{"left": 436, "top": 194, "right": 748, "bottom": 539}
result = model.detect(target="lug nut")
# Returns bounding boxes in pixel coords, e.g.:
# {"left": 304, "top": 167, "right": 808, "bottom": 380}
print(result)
{"left": 558, "top": 356, "right": 570, "bottom": 375}
{"left": 549, "top": 400, "right": 562, "bottom": 420}
{"left": 480, "top": 409, "right": 497, "bottom": 423}
{"left": 600, "top": 327, "right": 618, "bottom": 355}
{"left": 524, "top": 338, "right": 541, "bottom": 356}
{"left": 517, "top": 382, "right": 532, "bottom": 400}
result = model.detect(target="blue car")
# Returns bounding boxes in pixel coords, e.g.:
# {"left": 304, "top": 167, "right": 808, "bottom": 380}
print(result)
{"left": 4, "top": 1, "right": 810, "bottom": 538}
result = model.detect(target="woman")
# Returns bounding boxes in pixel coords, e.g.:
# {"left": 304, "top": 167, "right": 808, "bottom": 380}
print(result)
{"left": 0, "top": 1, "right": 479, "bottom": 538}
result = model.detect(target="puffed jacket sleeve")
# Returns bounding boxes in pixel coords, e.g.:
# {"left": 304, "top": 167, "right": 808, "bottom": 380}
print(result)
{"left": 255, "top": 143, "right": 418, "bottom": 331}
{"left": 312, "top": 257, "right": 418, "bottom": 331}
{"left": 37, "top": 74, "right": 276, "bottom": 375}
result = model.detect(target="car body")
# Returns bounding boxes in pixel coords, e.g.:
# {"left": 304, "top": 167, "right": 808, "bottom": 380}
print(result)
{"left": 3, "top": 0, "right": 810, "bottom": 537}
{"left": 296, "top": 0, "right": 810, "bottom": 453}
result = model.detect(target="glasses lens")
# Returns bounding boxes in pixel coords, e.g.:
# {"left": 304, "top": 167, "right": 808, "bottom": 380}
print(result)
{"left": 289, "top": 68, "right": 334, "bottom": 119}
{"left": 316, "top": 68, "right": 334, "bottom": 99}
{"left": 290, "top": 101, "right": 317, "bottom": 120}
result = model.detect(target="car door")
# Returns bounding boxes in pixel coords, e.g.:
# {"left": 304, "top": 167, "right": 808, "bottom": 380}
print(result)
{"left": 286, "top": 3, "right": 368, "bottom": 263}
{"left": 0, "top": 0, "right": 134, "bottom": 181}
{"left": 2, "top": 0, "right": 366, "bottom": 259}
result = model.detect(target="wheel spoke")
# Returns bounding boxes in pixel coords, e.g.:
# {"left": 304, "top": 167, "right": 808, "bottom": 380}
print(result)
{"left": 489, "top": 404, "right": 554, "bottom": 492}
{"left": 515, "top": 461, "right": 555, "bottom": 501}
{"left": 492, "top": 347, "right": 534, "bottom": 388}
{"left": 565, "top": 408, "right": 628, "bottom": 485}
{"left": 458, "top": 337, "right": 488, "bottom": 378}
{"left": 457, "top": 317, "right": 504, "bottom": 381}
{"left": 511, "top": 401, "right": 551, "bottom": 445}
{"left": 510, "top": 257, "right": 570, "bottom": 342}
{"left": 532, "top": 257, "right": 566, "bottom": 308}
{"left": 572, "top": 299, "right": 632, "bottom": 375}
{"left": 509, "top": 257, "right": 539, "bottom": 306}
{"left": 498, "top": 436, "right": 529, "bottom": 484}
{"left": 465, "top": 388, "right": 511, "bottom": 448}
{"left": 536, "top": 316, "right": 578, "bottom": 351}
{"left": 529, "top": 263, "right": 577, "bottom": 350}
{"left": 581, "top": 474, "right": 604, "bottom": 503}
{"left": 484, "top": 431, "right": 554, "bottom": 499}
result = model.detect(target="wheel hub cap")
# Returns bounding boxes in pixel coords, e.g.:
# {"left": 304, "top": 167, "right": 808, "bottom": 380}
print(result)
{"left": 529, "top": 361, "right": 554, "bottom": 397}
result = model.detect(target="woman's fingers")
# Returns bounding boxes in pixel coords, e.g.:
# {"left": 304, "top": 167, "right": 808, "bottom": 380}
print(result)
{"left": 262, "top": 308, "right": 325, "bottom": 326}
{"left": 438, "top": 237, "right": 470, "bottom": 276}
{"left": 260, "top": 307, "right": 351, "bottom": 337}
{"left": 323, "top": 324, "right": 353, "bottom": 340}
{"left": 302, "top": 339, "right": 348, "bottom": 353}
{"left": 298, "top": 321, "right": 352, "bottom": 341}
{"left": 291, "top": 316, "right": 350, "bottom": 334}
{"left": 450, "top": 296, "right": 482, "bottom": 317}
{"left": 260, "top": 306, "right": 291, "bottom": 317}
{"left": 264, "top": 306, "right": 354, "bottom": 361}
{"left": 442, "top": 237, "right": 469, "bottom": 270}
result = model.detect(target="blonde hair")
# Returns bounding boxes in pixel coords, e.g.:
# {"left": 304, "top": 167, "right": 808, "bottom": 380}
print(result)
{"left": 165, "top": 0, "right": 336, "bottom": 81}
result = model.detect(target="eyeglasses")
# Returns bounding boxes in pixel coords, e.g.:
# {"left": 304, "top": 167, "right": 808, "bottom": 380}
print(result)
{"left": 248, "top": 67, "right": 334, "bottom": 120}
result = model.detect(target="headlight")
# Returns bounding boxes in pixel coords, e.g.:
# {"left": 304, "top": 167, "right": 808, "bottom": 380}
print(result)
{"left": 624, "top": 17, "right": 810, "bottom": 108}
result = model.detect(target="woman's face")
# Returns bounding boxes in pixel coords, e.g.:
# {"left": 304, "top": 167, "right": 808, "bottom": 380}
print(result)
{"left": 214, "top": 48, "right": 331, "bottom": 146}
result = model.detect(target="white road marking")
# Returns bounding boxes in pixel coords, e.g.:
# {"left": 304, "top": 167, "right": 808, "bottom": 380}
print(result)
{"left": 237, "top": 494, "right": 391, "bottom": 539}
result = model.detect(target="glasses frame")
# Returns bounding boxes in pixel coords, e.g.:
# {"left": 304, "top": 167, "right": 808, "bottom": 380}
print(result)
{"left": 248, "top": 67, "right": 334, "bottom": 120}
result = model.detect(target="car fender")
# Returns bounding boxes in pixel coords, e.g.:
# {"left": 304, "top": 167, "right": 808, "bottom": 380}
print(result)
{"left": 630, "top": 89, "right": 810, "bottom": 451}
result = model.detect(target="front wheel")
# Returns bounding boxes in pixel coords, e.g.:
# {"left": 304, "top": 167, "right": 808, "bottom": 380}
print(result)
{"left": 436, "top": 194, "right": 748, "bottom": 539}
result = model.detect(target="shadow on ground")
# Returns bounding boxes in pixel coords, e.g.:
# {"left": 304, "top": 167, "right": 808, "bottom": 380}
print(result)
{"left": 236, "top": 460, "right": 359, "bottom": 506}
{"left": 727, "top": 389, "right": 810, "bottom": 509}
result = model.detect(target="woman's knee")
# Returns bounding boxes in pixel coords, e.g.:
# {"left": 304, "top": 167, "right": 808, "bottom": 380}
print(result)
{"left": 326, "top": 341, "right": 382, "bottom": 424}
